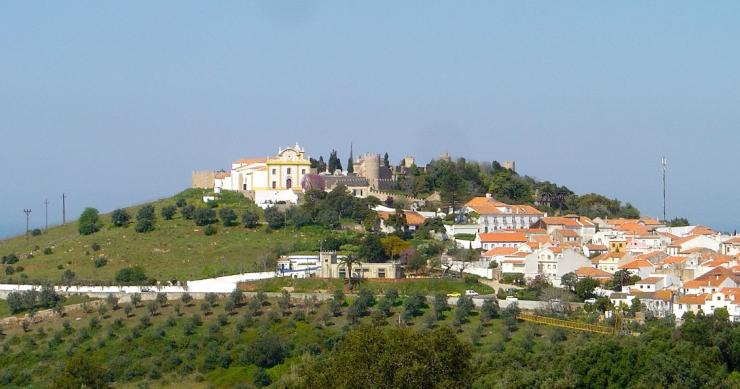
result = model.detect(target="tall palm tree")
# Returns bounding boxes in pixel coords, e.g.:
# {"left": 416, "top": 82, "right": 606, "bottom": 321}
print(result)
{"left": 339, "top": 254, "right": 362, "bottom": 290}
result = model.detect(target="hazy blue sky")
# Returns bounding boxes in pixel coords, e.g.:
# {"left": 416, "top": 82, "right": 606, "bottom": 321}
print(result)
{"left": 1, "top": 1, "right": 739, "bottom": 238}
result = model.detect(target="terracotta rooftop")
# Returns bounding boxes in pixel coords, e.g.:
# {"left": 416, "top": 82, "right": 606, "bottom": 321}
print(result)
{"left": 677, "top": 294, "right": 709, "bottom": 305}
{"left": 482, "top": 247, "right": 519, "bottom": 257}
{"left": 575, "top": 266, "right": 612, "bottom": 279}
{"left": 479, "top": 232, "right": 528, "bottom": 243}
{"left": 465, "top": 197, "right": 544, "bottom": 216}
{"left": 619, "top": 259, "right": 654, "bottom": 269}
{"left": 636, "top": 277, "right": 662, "bottom": 285}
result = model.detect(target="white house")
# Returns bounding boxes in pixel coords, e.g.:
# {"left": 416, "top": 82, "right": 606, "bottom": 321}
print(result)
{"left": 216, "top": 144, "right": 312, "bottom": 208}
{"left": 475, "top": 231, "right": 528, "bottom": 250}
{"left": 720, "top": 237, "right": 740, "bottom": 256}
{"left": 666, "top": 234, "right": 721, "bottom": 255}
{"left": 532, "top": 215, "right": 596, "bottom": 243}
{"left": 464, "top": 195, "right": 545, "bottom": 232}
{"left": 617, "top": 258, "right": 655, "bottom": 279}
{"left": 523, "top": 248, "right": 592, "bottom": 287}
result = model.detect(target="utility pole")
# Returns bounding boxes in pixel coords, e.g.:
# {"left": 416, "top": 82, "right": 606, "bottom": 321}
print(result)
{"left": 23, "top": 209, "right": 32, "bottom": 240}
{"left": 661, "top": 157, "right": 667, "bottom": 223}
{"left": 44, "top": 199, "right": 49, "bottom": 231}
{"left": 62, "top": 193, "right": 67, "bottom": 224}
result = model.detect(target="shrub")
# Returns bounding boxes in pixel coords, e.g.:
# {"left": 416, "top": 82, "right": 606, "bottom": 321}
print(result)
{"left": 61, "top": 269, "right": 76, "bottom": 285}
{"left": 180, "top": 293, "right": 193, "bottom": 306}
{"left": 219, "top": 208, "right": 237, "bottom": 226}
{"left": 115, "top": 266, "right": 147, "bottom": 283}
{"left": 156, "top": 293, "right": 168, "bottom": 307}
{"left": 161, "top": 205, "right": 177, "bottom": 220}
{"left": 31, "top": 228, "right": 42, "bottom": 236}
{"left": 2, "top": 254, "right": 19, "bottom": 264}
{"left": 147, "top": 301, "right": 159, "bottom": 316}
{"left": 134, "top": 205, "right": 156, "bottom": 233}
{"left": 194, "top": 208, "right": 217, "bottom": 226}
{"left": 242, "top": 209, "right": 259, "bottom": 228}
{"left": 91, "top": 242, "right": 101, "bottom": 252}
{"left": 93, "top": 256, "right": 107, "bottom": 268}
{"left": 111, "top": 209, "right": 131, "bottom": 227}
{"left": 78, "top": 207, "right": 101, "bottom": 235}
{"left": 264, "top": 207, "right": 285, "bottom": 229}
{"left": 204, "top": 225, "right": 217, "bottom": 236}
{"left": 176, "top": 198, "right": 187, "bottom": 208}
{"left": 5, "top": 266, "right": 14, "bottom": 275}
{"left": 130, "top": 293, "right": 142, "bottom": 307}
{"left": 106, "top": 294, "right": 119, "bottom": 310}
{"left": 181, "top": 204, "right": 195, "bottom": 220}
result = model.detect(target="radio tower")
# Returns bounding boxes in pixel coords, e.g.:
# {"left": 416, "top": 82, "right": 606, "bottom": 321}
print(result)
{"left": 661, "top": 157, "right": 667, "bottom": 222}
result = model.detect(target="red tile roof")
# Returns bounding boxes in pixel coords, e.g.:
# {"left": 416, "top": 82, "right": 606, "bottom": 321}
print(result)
{"left": 637, "top": 277, "right": 662, "bottom": 285}
{"left": 482, "top": 247, "right": 519, "bottom": 257}
{"left": 479, "top": 232, "right": 528, "bottom": 243}
{"left": 619, "top": 259, "right": 654, "bottom": 269}
{"left": 465, "top": 197, "right": 544, "bottom": 216}
{"left": 575, "top": 266, "right": 612, "bottom": 279}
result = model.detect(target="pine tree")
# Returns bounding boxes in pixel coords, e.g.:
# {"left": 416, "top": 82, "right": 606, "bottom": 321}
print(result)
{"left": 347, "top": 145, "right": 354, "bottom": 174}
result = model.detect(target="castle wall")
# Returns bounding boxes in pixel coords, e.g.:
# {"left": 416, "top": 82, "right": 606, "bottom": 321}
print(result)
{"left": 192, "top": 171, "right": 215, "bottom": 189}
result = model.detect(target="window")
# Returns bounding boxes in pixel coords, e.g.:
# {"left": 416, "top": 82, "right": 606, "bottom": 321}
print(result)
{"left": 272, "top": 169, "right": 277, "bottom": 175}
{"left": 243, "top": 184, "right": 247, "bottom": 190}
{"left": 287, "top": 168, "right": 291, "bottom": 174}
{"left": 301, "top": 169, "right": 306, "bottom": 175}
{"left": 378, "top": 269, "right": 386, "bottom": 278}
{"left": 272, "top": 181, "right": 276, "bottom": 189}
{"left": 338, "top": 269, "right": 346, "bottom": 279}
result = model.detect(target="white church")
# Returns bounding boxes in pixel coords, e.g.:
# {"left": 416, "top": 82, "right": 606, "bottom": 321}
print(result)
{"left": 213, "top": 144, "right": 312, "bottom": 208}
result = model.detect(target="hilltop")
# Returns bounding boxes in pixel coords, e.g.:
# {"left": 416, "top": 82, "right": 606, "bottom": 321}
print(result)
{"left": 0, "top": 189, "right": 334, "bottom": 285}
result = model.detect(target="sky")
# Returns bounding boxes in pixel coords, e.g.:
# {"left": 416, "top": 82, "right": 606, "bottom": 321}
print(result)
{"left": 1, "top": 1, "right": 739, "bottom": 238}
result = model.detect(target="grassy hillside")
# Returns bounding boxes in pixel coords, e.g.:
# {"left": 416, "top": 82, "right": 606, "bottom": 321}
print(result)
{"left": 0, "top": 189, "right": 333, "bottom": 284}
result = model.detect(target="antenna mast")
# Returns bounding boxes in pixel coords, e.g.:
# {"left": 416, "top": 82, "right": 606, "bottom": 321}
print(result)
{"left": 661, "top": 157, "right": 667, "bottom": 222}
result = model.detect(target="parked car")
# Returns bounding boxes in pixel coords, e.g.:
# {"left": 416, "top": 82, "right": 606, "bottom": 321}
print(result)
{"left": 464, "top": 290, "right": 479, "bottom": 296}
{"left": 446, "top": 292, "right": 461, "bottom": 298}
{"left": 584, "top": 298, "right": 596, "bottom": 304}
{"left": 505, "top": 296, "right": 519, "bottom": 302}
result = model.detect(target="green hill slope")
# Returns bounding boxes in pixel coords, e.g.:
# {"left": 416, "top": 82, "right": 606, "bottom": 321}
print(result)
{"left": 0, "top": 189, "right": 328, "bottom": 284}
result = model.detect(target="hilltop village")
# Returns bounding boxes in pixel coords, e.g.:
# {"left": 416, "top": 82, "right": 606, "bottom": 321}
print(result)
{"left": 193, "top": 144, "right": 740, "bottom": 323}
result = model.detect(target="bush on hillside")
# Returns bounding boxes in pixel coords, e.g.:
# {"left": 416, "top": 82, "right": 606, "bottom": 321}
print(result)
{"left": 242, "top": 209, "right": 259, "bottom": 228}
{"left": 219, "top": 208, "right": 237, "bottom": 226}
{"left": 78, "top": 208, "right": 101, "bottom": 235}
{"left": 1, "top": 254, "right": 19, "bottom": 264}
{"left": 31, "top": 228, "right": 42, "bottom": 236}
{"left": 264, "top": 207, "right": 285, "bottom": 229}
{"left": 181, "top": 204, "right": 195, "bottom": 220}
{"left": 194, "top": 208, "right": 217, "bottom": 226}
{"left": 161, "top": 205, "right": 177, "bottom": 220}
{"left": 204, "top": 225, "right": 217, "bottom": 236}
{"left": 111, "top": 209, "right": 131, "bottom": 227}
{"left": 115, "top": 266, "right": 147, "bottom": 284}
{"left": 135, "top": 205, "right": 156, "bottom": 233}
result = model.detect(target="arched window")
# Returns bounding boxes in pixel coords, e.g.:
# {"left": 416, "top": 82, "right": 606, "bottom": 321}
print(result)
{"left": 286, "top": 178, "right": 292, "bottom": 189}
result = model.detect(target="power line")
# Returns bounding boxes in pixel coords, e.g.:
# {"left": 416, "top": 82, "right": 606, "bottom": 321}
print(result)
{"left": 661, "top": 157, "right": 667, "bottom": 222}
{"left": 62, "top": 193, "right": 67, "bottom": 224}
{"left": 44, "top": 198, "right": 49, "bottom": 231}
{"left": 23, "top": 209, "right": 32, "bottom": 241}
